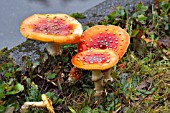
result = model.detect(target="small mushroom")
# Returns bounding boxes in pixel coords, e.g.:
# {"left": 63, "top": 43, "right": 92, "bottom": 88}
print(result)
{"left": 20, "top": 94, "right": 55, "bottom": 113}
{"left": 71, "top": 49, "right": 119, "bottom": 96}
{"left": 68, "top": 66, "right": 83, "bottom": 82}
{"left": 78, "top": 25, "right": 130, "bottom": 81}
{"left": 20, "top": 14, "right": 83, "bottom": 56}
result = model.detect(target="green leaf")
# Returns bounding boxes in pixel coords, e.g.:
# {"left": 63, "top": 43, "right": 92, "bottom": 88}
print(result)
{"left": 16, "top": 67, "right": 23, "bottom": 72}
{"left": 132, "top": 12, "right": 137, "bottom": 18}
{"left": 112, "top": 21, "right": 118, "bottom": 25}
{"left": 123, "top": 82, "right": 130, "bottom": 90}
{"left": 137, "top": 87, "right": 156, "bottom": 95}
{"left": 68, "top": 106, "right": 76, "bottom": 113}
{"left": 0, "top": 88, "right": 5, "bottom": 99}
{"left": 47, "top": 73, "right": 57, "bottom": 80}
{"left": 55, "top": 98, "right": 63, "bottom": 105}
{"left": 4, "top": 72, "right": 12, "bottom": 78}
{"left": 0, "top": 105, "right": 5, "bottom": 112}
{"left": 46, "top": 92, "right": 54, "bottom": 98}
{"left": 131, "top": 29, "right": 139, "bottom": 37}
{"left": 107, "top": 93, "right": 115, "bottom": 101}
{"left": 26, "top": 78, "right": 31, "bottom": 90}
{"left": 6, "top": 83, "right": 24, "bottom": 95}
{"left": 62, "top": 56, "right": 69, "bottom": 63}
{"left": 0, "top": 68, "right": 2, "bottom": 73}
{"left": 83, "top": 25, "right": 89, "bottom": 31}
{"left": 107, "top": 11, "right": 116, "bottom": 20}
{"left": 81, "top": 106, "right": 91, "bottom": 113}
{"left": 14, "top": 83, "right": 24, "bottom": 92}
{"left": 63, "top": 44, "right": 75, "bottom": 49}
{"left": 32, "top": 61, "right": 40, "bottom": 68}
{"left": 8, "top": 67, "right": 14, "bottom": 72}
{"left": 137, "top": 14, "right": 147, "bottom": 21}
{"left": 119, "top": 73, "right": 129, "bottom": 84}
{"left": 136, "top": 3, "right": 148, "bottom": 12}
{"left": 165, "top": 24, "right": 169, "bottom": 30}
{"left": 26, "top": 60, "right": 32, "bottom": 67}
{"left": 149, "top": 32, "right": 155, "bottom": 40}
{"left": 92, "top": 108, "right": 99, "bottom": 113}
{"left": 29, "top": 83, "right": 40, "bottom": 100}
{"left": 70, "top": 13, "right": 86, "bottom": 19}
{"left": 57, "top": 80, "right": 62, "bottom": 91}
{"left": 116, "top": 6, "right": 125, "bottom": 17}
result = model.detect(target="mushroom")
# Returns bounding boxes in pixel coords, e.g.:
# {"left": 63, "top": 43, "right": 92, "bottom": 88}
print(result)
{"left": 20, "top": 14, "right": 83, "bottom": 56}
{"left": 20, "top": 94, "right": 55, "bottom": 113}
{"left": 78, "top": 25, "right": 130, "bottom": 57}
{"left": 71, "top": 49, "right": 119, "bottom": 96}
{"left": 68, "top": 66, "right": 83, "bottom": 82}
{"left": 78, "top": 25, "right": 130, "bottom": 81}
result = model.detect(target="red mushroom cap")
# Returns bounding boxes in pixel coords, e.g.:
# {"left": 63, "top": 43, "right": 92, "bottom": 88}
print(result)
{"left": 71, "top": 49, "right": 119, "bottom": 70}
{"left": 78, "top": 25, "right": 130, "bottom": 58}
{"left": 20, "top": 14, "right": 83, "bottom": 44}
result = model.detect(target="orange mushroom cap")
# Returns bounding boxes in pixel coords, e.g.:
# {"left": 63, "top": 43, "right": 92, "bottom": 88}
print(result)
{"left": 20, "top": 14, "right": 83, "bottom": 44}
{"left": 71, "top": 49, "right": 119, "bottom": 70}
{"left": 78, "top": 25, "right": 130, "bottom": 58}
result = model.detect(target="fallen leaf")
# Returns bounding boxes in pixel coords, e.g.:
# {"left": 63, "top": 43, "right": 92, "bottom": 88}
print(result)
{"left": 118, "top": 62, "right": 127, "bottom": 69}
{"left": 141, "top": 35, "right": 164, "bottom": 49}
{"left": 135, "top": 80, "right": 147, "bottom": 90}
{"left": 135, "top": 78, "right": 153, "bottom": 90}
{"left": 141, "top": 35, "right": 152, "bottom": 43}
{"left": 131, "top": 29, "right": 139, "bottom": 37}
{"left": 153, "top": 40, "right": 163, "bottom": 49}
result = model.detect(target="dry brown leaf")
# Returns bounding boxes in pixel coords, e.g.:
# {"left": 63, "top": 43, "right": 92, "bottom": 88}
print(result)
{"left": 141, "top": 35, "right": 152, "bottom": 43}
{"left": 135, "top": 80, "right": 147, "bottom": 90}
{"left": 118, "top": 62, "right": 127, "bottom": 69}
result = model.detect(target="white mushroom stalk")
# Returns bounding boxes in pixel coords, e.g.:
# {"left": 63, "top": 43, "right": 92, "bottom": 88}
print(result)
{"left": 92, "top": 70, "right": 104, "bottom": 96}
{"left": 20, "top": 94, "right": 55, "bottom": 113}
{"left": 102, "top": 69, "right": 113, "bottom": 82}
{"left": 46, "top": 42, "right": 62, "bottom": 56}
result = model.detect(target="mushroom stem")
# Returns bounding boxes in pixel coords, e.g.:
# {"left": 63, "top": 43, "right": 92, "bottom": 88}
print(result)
{"left": 20, "top": 94, "right": 55, "bottom": 113}
{"left": 92, "top": 70, "right": 104, "bottom": 97}
{"left": 102, "top": 69, "right": 113, "bottom": 82}
{"left": 21, "top": 101, "right": 45, "bottom": 108}
{"left": 46, "top": 42, "right": 62, "bottom": 56}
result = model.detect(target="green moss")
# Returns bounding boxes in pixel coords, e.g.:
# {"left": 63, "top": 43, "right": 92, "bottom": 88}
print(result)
{"left": 70, "top": 12, "right": 86, "bottom": 19}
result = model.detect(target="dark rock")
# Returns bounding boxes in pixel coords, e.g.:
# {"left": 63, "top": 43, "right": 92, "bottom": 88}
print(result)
{"left": 78, "top": 0, "right": 153, "bottom": 25}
